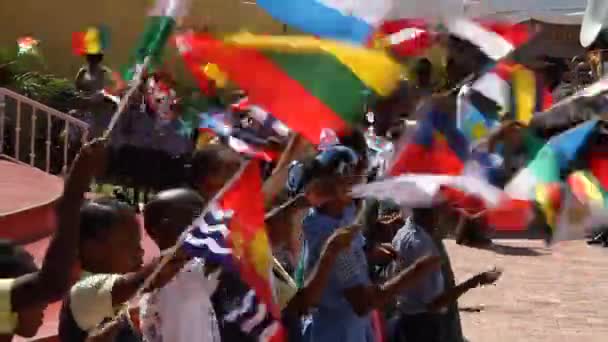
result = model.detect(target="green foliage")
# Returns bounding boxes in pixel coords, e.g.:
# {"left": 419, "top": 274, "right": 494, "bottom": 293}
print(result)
{"left": 0, "top": 44, "right": 78, "bottom": 112}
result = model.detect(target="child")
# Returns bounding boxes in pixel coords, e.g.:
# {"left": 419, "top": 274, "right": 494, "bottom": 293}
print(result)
{"left": 0, "top": 139, "right": 106, "bottom": 341}
{"left": 288, "top": 144, "right": 441, "bottom": 342}
{"left": 58, "top": 198, "right": 188, "bottom": 341}
{"left": 139, "top": 188, "right": 221, "bottom": 342}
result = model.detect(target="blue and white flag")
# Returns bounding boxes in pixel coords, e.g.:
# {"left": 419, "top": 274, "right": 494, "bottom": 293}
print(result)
{"left": 256, "top": 0, "right": 393, "bottom": 45}
{"left": 183, "top": 206, "right": 233, "bottom": 266}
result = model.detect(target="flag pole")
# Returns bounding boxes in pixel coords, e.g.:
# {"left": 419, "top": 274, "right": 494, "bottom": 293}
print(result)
{"left": 133, "top": 158, "right": 251, "bottom": 299}
{"left": 101, "top": 56, "right": 152, "bottom": 140}
{"left": 92, "top": 158, "right": 252, "bottom": 335}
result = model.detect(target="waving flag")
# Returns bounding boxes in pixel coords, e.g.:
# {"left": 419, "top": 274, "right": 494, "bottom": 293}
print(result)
{"left": 506, "top": 120, "right": 599, "bottom": 236}
{"left": 123, "top": 0, "right": 191, "bottom": 80}
{"left": 184, "top": 160, "right": 283, "bottom": 341}
{"left": 183, "top": 207, "right": 233, "bottom": 265}
{"left": 198, "top": 112, "right": 278, "bottom": 161}
{"left": 72, "top": 26, "right": 110, "bottom": 56}
{"left": 178, "top": 33, "right": 220, "bottom": 96}
{"left": 375, "top": 19, "right": 433, "bottom": 57}
{"left": 389, "top": 104, "right": 469, "bottom": 176}
{"left": 506, "top": 120, "right": 598, "bottom": 200}
{"left": 222, "top": 161, "right": 279, "bottom": 318}
{"left": 460, "top": 61, "right": 552, "bottom": 142}
{"left": 177, "top": 32, "right": 402, "bottom": 144}
{"left": 232, "top": 97, "right": 290, "bottom": 137}
{"left": 445, "top": 18, "right": 530, "bottom": 61}
{"left": 256, "top": 0, "right": 393, "bottom": 45}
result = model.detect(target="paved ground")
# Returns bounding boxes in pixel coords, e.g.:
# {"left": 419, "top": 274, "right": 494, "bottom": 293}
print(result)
{"left": 446, "top": 239, "right": 608, "bottom": 342}
{"left": 0, "top": 160, "right": 62, "bottom": 215}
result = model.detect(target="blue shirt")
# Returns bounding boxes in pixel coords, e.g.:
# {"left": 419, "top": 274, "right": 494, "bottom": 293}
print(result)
{"left": 300, "top": 205, "right": 374, "bottom": 342}
{"left": 391, "top": 218, "right": 444, "bottom": 315}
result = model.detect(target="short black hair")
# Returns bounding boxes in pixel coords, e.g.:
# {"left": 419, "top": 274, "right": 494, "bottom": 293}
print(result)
{"left": 340, "top": 128, "right": 368, "bottom": 158}
{"left": 0, "top": 240, "right": 36, "bottom": 278}
{"left": 144, "top": 188, "right": 203, "bottom": 229}
{"left": 189, "top": 144, "right": 238, "bottom": 185}
{"left": 80, "top": 198, "right": 134, "bottom": 243}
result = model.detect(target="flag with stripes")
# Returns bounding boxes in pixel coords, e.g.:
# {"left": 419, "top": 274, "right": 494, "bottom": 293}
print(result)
{"left": 183, "top": 205, "right": 234, "bottom": 266}
{"left": 224, "top": 289, "right": 283, "bottom": 342}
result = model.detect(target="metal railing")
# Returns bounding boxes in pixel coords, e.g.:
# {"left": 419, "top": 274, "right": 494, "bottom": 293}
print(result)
{"left": 0, "top": 87, "right": 90, "bottom": 175}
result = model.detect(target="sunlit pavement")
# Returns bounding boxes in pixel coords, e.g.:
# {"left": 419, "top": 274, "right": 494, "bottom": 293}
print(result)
{"left": 447, "top": 239, "right": 608, "bottom": 342}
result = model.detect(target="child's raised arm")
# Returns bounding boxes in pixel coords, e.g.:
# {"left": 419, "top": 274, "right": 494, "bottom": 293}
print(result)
{"left": 11, "top": 139, "right": 107, "bottom": 310}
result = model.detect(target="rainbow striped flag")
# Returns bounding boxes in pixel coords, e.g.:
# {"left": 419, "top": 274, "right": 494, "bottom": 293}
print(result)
{"left": 177, "top": 32, "right": 402, "bottom": 144}
{"left": 389, "top": 104, "right": 469, "bottom": 176}
{"left": 460, "top": 61, "right": 552, "bottom": 142}
{"left": 72, "top": 26, "right": 110, "bottom": 55}
{"left": 506, "top": 120, "right": 599, "bottom": 239}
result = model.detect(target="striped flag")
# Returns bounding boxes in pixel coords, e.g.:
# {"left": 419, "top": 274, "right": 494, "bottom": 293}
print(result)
{"left": 183, "top": 160, "right": 284, "bottom": 341}
{"left": 232, "top": 97, "right": 290, "bottom": 137}
{"left": 183, "top": 206, "right": 233, "bottom": 265}
{"left": 445, "top": 18, "right": 530, "bottom": 61}
{"left": 177, "top": 31, "right": 402, "bottom": 144}
{"left": 122, "top": 0, "right": 191, "bottom": 80}
{"left": 72, "top": 26, "right": 110, "bottom": 56}
{"left": 256, "top": 0, "right": 393, "bottom": 45}
{"left": 198, "top": 112, "right": 278, "bottom": 161}
{"left": 375, "top": 19, "right": 433, "bottom": 57}
{"left": 460, "top": 61, "right": 552, "bottom": 142}
{"left": 389, "top": 104, "right": 470, "bottom": 176}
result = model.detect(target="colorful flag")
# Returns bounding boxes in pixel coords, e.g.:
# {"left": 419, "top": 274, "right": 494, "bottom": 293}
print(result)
{"left": 177, "top": 33, "right": 221, "bottom": 96}
{"left": 183, "top": 207, "right": 234, "bottom": 265}
{"left": 375, "top": 19, "right": 433, "bottom": 57}
{"left": 350, "top": 174, "right": 505, "bottom": 208}
{"left": 445, "top": 18, "right": 530, "bottom": 61}
{"left": 177, "top": 32, "right": 402, "bottom": 144}
{"left": 231, "top": 97, "right": 290, "bottom": 137}
{"left": 198, "top": 112, "right": 278, "bottom": 161}
{"left": 72, "top": 26, "right": 110, "bottom": 56}
{"left": 222, "top": 160, "right": 279, "bottom": 319}
{"left": 389, "top": 105, "right": 469, "bottom": 176}
{"left": 506, "top": 120, "right": 599, "bottom": 235}
{"left": 256, "top": 0, "right": 393, "bottom": 45}
{"left": 123, "top": 0, "right": 191, "bottom": 80}
{"left": 183, "top": 160, "right": 283, "bottom": 341}
{"left": 460, "top": 61, "right": 552, "bottom": 142}
{"left": 506, "top": 120, "right": 598, "bottom": 200}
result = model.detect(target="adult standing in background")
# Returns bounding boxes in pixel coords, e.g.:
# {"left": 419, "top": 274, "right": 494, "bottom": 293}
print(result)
{"left": 74, "top": 53, "right": 116, "bottom": 138}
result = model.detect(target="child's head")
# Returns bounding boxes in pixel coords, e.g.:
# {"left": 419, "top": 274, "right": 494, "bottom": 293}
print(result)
{"left": 288, "top": 145, "right": 361, "bottom": 212}
{"left": 0, "top": 240, "right": 45, "bottom": 338}
{"left": 144, "top": 188, "right": 204, "bottom": 251}
{"left": 79, "top": 198, "right": 142, "bottom": 274}
{"left": 190, "top": 144, "right": 242, "bottom": 196}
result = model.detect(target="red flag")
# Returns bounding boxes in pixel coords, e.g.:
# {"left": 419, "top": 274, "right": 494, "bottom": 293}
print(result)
{"left": 176, "top": 32, "right": 217, "bottom": 96}
{"left": 221, "top": 160, "right": 281, "bottom": 319}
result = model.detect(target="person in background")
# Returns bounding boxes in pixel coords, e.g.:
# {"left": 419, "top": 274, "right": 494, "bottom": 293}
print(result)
{"left": 75, "top": 53, "right": 115, "bottom": 138}
{"left": 288, "top": 145, "right": 441, "bottom": 342}
{"left": 58, "top": 197, "right": 189, "bottom": 342}
{"left": 0, "top": 139, "right": 105, "bottom": 341}
{"left": 390, "top": 207, "right": 502, "bottom": 342}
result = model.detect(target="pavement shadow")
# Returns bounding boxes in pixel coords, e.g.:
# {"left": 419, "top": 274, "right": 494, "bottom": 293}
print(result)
{"left": 478, "top": 242, "right": 548, "bottom": 256}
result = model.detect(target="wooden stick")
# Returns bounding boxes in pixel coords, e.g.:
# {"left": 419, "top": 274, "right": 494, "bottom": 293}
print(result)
{"left": 101, "top": 56, "right": 151, "bottom": 140}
